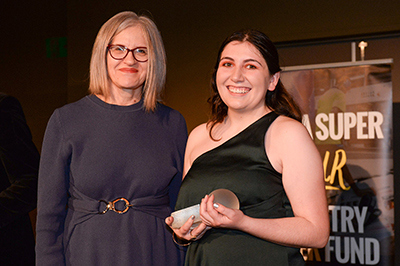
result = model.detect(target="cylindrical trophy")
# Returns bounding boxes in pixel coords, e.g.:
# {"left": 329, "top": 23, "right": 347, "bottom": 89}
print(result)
{"left": 170, "top": 188, "right": 239, "bottom": 229}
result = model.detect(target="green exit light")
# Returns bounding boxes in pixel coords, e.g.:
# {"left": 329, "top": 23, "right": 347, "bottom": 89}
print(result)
{"left": 46, "top": 37, "right": 67, "bottom": 58}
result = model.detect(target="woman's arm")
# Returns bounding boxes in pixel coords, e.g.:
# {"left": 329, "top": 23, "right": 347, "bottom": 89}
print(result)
{"left": 36, "top": 110, "right": 71, "bottom": 265}
{"left": 168, "top": 112, "right": 188, "bottom": 210}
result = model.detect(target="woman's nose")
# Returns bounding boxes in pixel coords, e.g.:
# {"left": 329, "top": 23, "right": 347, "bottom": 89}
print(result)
{"left": 231, "top": 67, "right": 244, "bottom": 82}
{"left": 124, "top": 50, "right": 138, "bottom": 65}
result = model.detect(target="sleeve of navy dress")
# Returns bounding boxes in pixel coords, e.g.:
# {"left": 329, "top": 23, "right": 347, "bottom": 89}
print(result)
{"left": 168, "top": 111, "right": 187, "bottom": 210}
{"left": 36, "top": 110, "right": 71, "bottom": 265}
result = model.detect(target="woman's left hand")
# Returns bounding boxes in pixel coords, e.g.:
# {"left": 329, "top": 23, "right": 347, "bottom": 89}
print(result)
{"left": 199, "top": 194, "right": 245, "bottom": 229}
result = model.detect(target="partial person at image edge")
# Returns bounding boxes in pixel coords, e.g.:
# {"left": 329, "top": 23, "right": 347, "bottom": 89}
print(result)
{"left": 0, "top": 93, "right": 39, "bottom": 266}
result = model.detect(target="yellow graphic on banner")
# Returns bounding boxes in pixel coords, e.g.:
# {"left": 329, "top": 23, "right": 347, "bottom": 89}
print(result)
{"left": 323, "top": 149, "right": 351, "bottom": 191}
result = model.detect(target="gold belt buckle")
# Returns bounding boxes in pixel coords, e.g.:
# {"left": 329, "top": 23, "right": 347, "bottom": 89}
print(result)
{"left": 99, "top": 198, "right": 132, "bottom": 214}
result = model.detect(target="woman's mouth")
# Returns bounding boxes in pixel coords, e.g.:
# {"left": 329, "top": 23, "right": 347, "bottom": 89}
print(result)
{"left": 227, "top": 85, "right": 251, "bottom": 94}
{"left": 120, "top": 68, "right": 138, "bottom": 73}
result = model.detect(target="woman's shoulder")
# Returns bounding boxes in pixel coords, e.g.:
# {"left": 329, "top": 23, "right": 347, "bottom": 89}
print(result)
{"left": 56, "top": 96, "right": 91, "bottom": 113}
{"left": 272, "top": 115, "right": 308, "bottom": 135}
{"left": 186, "top": 123, "right": 209, "bottom": 151}
{"left": 188, "top": 123, "right": 209, "bottom": 141}
{"left": 268, "top": 115, "right": 315, "bottom": 151}
{"left": 267, "top": 115, "right": 314, "bottom": 148}
{"left": 155, "top": 103, "right": 187, "bottom": 128}
{"left": 46, "top": 96, "right": 93, "bottom": 128}
{"left": 156, "top": 103, "right": 183, "bottom": 117}
{"left": 184, "top": 123, "right": 210, "bottom": 169}
{"left": 266, "top": 115, "right": 317, "bottom": 173}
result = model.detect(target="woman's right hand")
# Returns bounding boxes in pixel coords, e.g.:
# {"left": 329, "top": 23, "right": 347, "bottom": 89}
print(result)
{"left": 165, "top": 215, "right": 209, "bottom": 242}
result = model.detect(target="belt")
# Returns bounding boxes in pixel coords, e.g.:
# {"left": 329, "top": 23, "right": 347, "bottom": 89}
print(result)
{"left": 67, "top": 183, "right": 171, "bottom": 219}
{"left": 98, "top": 198, "right": 132, "bottom": 214}
{"left": 63, "top": 183, "right": 171, "bottom": 250}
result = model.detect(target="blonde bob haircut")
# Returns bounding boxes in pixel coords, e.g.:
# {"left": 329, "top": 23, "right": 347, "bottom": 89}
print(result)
{"left": 89, "top": 11, "right": 166, "bottom": 112}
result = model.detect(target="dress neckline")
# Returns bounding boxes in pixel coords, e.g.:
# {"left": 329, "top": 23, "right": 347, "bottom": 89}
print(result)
{"left": 87, "top": 94, "right": 144, "bottom": 112}
{"left": 191, "top": 112, "right": 277, "bottom": 166}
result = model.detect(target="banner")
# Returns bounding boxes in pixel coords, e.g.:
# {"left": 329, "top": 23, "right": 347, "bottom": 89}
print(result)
{"left": 281, "top": 63, "right": 394, "bottom": 266}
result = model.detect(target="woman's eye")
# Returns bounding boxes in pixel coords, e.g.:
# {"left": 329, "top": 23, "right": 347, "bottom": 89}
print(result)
{"left": 245, "top": 64, "right": 257, "bottom": 69}
{"left": 221, "top": 62, "right": 232, "bottom": 67}
{"left": 136, "top": 48, "right": 148, "bottom": 55}
{"left": 114, "top": 46, "right": 125, "bottom": 52}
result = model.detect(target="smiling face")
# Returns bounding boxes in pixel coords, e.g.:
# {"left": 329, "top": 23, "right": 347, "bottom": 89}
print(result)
{"left": 216, "top": 41, "right": 279, "bottom": 115}
{"left": 107, "top": 25, "right": 148, "bottom": 97}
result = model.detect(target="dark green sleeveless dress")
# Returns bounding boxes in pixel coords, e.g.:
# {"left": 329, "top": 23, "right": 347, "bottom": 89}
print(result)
{"left": 175, "top": 112, "right": 305, "bottom": 266}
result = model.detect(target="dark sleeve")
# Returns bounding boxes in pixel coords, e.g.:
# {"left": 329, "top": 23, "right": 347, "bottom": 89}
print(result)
{"left": 36, "top": 110, "right": 70, "bottom": 266}
{"left": 0, "top": 95, "right": 40, "bottom": 228}
{"left": 168, "top": 111, "right": 188, "bottom": 210}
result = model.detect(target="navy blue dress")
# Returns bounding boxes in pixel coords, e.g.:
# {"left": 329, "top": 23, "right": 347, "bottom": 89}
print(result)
{"left": 36, "top": 95, "right": 187, "bottom": 266}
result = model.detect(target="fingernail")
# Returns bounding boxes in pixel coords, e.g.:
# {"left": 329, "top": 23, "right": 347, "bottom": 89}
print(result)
{"left": 213, "top": 203, "right": 219, "bottom": 208}
{"left": 191, "top": 215, "right": 195, "bottom": 220}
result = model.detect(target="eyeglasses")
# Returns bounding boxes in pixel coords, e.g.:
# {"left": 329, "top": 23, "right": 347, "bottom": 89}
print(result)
{"left": 107, "top": 45, "right": 148, "bottom": 62}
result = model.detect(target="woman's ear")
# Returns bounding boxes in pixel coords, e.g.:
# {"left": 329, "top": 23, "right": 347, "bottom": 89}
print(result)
{"left": 267, "top": 72, "right": 280, "bottom": 91}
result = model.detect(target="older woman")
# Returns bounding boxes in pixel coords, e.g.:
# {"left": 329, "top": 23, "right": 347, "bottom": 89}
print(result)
{"left": 166, "top": 29, "right": 329, "bottom": 266}
{"left": 36, "top": 11, "right": 187, "bottom": 266}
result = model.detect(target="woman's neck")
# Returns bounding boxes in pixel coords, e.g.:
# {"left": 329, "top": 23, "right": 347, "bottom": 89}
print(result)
{"left": 225, "top": 108, "right": 271, "bottom": 129}
{"left": 97, "top": 87, "right": 142, "bottom": 106}
{"left": 212, "top": 108, "right": 272, "bottom": 141}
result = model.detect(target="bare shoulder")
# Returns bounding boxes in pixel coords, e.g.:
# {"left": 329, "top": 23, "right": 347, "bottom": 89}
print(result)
{"left": 187, "top": 123, "right": 209, "bottom": 146}
{"left": 267, "top": 115, "right": 311, "bottom": 149}
{"left": 269, "top": 115, "right": 311, "bottom": 140}
{"left": 184, "top": 123, "right": 212, "bottom": 171}
{"left": 189, "top": 122, "right": 208, "bottom": 135}
{"left": 266, "top": 115, "right": 317, "bottom": 173}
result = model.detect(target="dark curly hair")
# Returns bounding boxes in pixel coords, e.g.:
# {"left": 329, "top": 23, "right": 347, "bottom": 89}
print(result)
{"left": 207, "top": 29, "right": 302, "bottom": 139}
